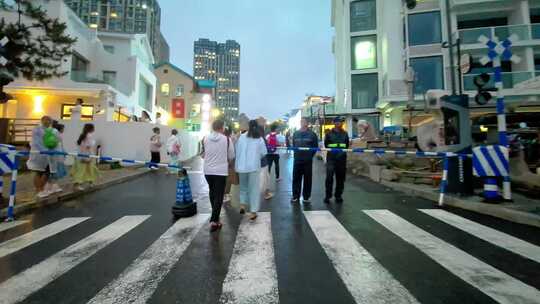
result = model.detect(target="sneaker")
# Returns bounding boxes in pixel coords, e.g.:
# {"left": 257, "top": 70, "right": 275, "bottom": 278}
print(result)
{"left": 210, "top": 222, "right": 219, "bottom": 232}
{"left": 249, "top": 213, "right": 258, "bottom": 221}
{"left": 276, "top": 178, "right": 282, "bottom": 182}
{"left": 324, "top": 197, "right": 331, "bottom": 204}
{"left": 50, "top": 184, "right": 63, "bottom": 193}
{"left": 303, "top": 198, "right": 311, "bottom": 203}
{"left": 239, "top": 207, "right": 246, "bottom": 214}
{"left": 336, "top": 197, "right": 344, "bottom": 204}
{"left": 291, "top": 198, "right": 299, "bottom": 203}
{"left": 76, "top": 185, "right": 85, "bottom": 191}
{"left": 264, "top": 192, "right": 274, "bottom": 200}
{"left": 223, "top": 194, "right": 231, "bottom": 203}
{"left": 37, "top": 190, "right": 51, "bottom": 198}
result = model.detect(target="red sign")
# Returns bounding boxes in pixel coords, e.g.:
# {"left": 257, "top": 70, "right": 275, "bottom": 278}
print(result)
{"left": 172, "top": 98, "right": 185, "bottom": 118}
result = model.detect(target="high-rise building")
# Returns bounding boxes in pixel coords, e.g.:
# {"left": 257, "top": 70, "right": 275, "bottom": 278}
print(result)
{"left": 64, "top": 0, "right": 168, "bottom": 62}
{"left": 193, "top": 38, "right": 240, "bottom": 120}
{"left": 332, "top": 0, "right": 540, "bottom": 135}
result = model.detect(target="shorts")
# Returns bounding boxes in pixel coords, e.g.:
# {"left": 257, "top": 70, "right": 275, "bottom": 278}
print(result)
{"left": 33, "top": 165, "right": 50, "bottom": 177}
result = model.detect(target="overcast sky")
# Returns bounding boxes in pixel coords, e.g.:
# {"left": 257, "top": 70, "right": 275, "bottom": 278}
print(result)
{"left": 160, "top": 0, "right": 335, "bottom": 121}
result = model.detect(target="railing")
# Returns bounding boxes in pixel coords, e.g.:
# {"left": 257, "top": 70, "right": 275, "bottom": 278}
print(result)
{"left": 458, "top": 24, "right": 540, "bottom": 45}
{"left": 6, "top": 118, "right": 40, "bottom": 145}
{"left": 462, "top": 71, "right": 540, "bottom": 91}
{"left": 70, "top": 70, "right": 115, "bottom": 87}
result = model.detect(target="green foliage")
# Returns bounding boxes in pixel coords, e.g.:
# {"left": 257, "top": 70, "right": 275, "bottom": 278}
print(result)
{"left": 0, "top": 0, "right": 77, "bottom": 81}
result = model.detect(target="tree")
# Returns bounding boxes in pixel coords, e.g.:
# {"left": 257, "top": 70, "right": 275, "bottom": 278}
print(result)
{"left": 0, "top": 0, "right": 77, "bottom": 101}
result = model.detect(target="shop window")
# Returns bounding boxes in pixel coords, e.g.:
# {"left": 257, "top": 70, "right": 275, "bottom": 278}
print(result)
{"left": 351, "top": 35, "right": 377, "bottom": 70}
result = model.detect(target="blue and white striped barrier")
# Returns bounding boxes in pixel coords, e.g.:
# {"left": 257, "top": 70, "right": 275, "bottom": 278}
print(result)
{"left": 473, "top": 145, "right": 510, "bottom": 201}
{"left": 0, "top": 144, "right": 17, "bottom": 222}
{"left": 277, "top": 146, "right": 467, "bottom": 158}
{"left": 473, "top": 145, "right": 509, "bottom": 177}
{"left": 438, "top": 157, "right": 450, "bottom": 206}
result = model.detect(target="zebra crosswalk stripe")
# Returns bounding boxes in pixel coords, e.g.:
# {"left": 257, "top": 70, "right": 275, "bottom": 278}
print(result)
{"left": 304, "top": 211, "right": 419, "bottom": 304}
{"left": 87, "top": 214, "right": 209, "bottom": 304}
{"left": 219, "top": 212, "right": 279, "bottom": 304}
{"left": 420, "top": 209, "right": 540, "bottom": 264}
{"left": 0, "top": 220, "right": 29, "bottom": 233}
{"left": 365, "top": 210, "right": 540, "bottom": 304}
{"left": 0, "top": 217, "right": 90, "bottom": 259}
{"left": 0, "top": 215, "right": 149, "bottom": 304}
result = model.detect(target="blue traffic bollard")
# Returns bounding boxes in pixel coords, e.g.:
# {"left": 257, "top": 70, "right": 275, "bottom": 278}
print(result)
{"left": 171, "top": 168, "right": 197, "bottom": 218}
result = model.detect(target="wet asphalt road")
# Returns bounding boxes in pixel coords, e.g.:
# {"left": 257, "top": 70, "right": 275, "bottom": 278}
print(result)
{"left": 0, "top": 155, "right": 539, "bottom": 304}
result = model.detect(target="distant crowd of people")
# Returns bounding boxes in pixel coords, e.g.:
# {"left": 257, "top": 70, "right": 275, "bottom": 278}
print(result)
{"left": 199, "top": 114, "right": 351, "bottom": 232}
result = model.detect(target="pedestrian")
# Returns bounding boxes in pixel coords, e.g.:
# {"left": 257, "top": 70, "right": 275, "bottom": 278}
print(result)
{"left": 324, "top": 117, "right": 350, "bottom": 204}
{"left": 149, "top": 127, "right": 162, "bottom": 170}
{"left": 166, "top": 129, "right": 181, "bottom": 174}
{"left": 291, "top": 118, "right": 319, "bottom": 203}
{"left": 47, "top": 121, "right": 67, "bottom": 194}
{"left": 223, "top": 127, "right": 238, "bottom": 203}
{"left": 266, "top": 124, "right": 284, "bottom": 181}
{"left": 71, "top": 99, "right": 83, "bottom": 121}
{"left": 201, "top": 120, "right": 235, "bottom": 231}
{"left": 258, "top": 121, "right": 274, "bottom": 201}
{"left": 156, "top": 112, "right": 166, "bottom": 125}
{"left": 26, "top": 116, "right": 54, "bottom": 198}
{"left": 235, "top": 120, "right": 268, "bottom": 220}
{"left": 140, "top": 111, "right": 152, "bottom": 123}
{"left": 71, "top": 123, "right": 99, "bottom": 190}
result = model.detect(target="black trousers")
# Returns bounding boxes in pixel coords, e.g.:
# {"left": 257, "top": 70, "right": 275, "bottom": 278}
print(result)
{"left": 326, "top": 159, "right": 346, "bottom": 199}
{"left": 267, "top": 154, "right": 280, "bottom": 179}
{"left": 150, "top": 152, "right": 160, "bottom": 168}
{"left": 292, "top": 161, "right": 313, "bottom": 200}
{"left": 205, "top": 175, "right": 227, "bottom": 222}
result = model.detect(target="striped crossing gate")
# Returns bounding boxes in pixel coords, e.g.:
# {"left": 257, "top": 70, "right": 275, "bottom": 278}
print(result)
{"left": 0, "top": 145, "right": 18, "bottom": 221}
{"left": 472, "top": 145, "right": 510, "bottom": 202}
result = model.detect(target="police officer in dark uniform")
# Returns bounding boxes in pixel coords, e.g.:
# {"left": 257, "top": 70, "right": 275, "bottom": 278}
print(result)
{"left": 324, "top": 117, "right": 350, "bottom": 203}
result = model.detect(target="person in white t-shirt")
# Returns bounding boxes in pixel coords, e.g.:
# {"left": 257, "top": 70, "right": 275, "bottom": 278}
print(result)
{"left": 201, "top": 119, "right": 235, "bottom": 231}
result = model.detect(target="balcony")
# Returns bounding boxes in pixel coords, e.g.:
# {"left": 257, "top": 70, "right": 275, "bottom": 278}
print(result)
{"left": 462, "top": 71, "right": 540, "bottom": 91}
{"left": 458, "top": 24, "right": 540, "bottom": 46}
{"left": 70, "top": 70, "right": 116, "bottom": 88}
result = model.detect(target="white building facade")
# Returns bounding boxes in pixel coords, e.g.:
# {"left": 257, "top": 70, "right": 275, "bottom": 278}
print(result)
{"left": 332, "top": 0, "right": 540, "bottom": 135}
{"left": 1, "top": 0, "right": 157, "bottom": 130}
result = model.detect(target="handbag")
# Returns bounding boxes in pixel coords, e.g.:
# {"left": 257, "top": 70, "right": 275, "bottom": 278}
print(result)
{"left": 226, "top": 137, "right": 240, "bottom": 185}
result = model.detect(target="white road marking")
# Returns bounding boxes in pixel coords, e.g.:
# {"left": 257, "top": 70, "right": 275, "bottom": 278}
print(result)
{"left": 0, "top": 215, "right": 149, "bottom": 304}
{"left": 87, "top": 214, "right": 209, "bottom": 304}
{"left": 365, "top": 210, "right": 540, "bottom": 304}
{"left": 0, "top": 217, "right": 90, "bottom": 258}
{"left": 420, "top": 209, "right": 540, "bottom": 264}
{"left": 0, "top": 220, "right": 29, "bottom": 233}
{"left": 304, "top": 211, "right": 419, "bottom": 304}
{"left": 219, "top": 212, "right": 279, "bottom": 304}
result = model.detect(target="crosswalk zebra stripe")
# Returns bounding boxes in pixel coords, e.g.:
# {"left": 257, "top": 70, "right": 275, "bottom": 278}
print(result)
{"left": 0, "top": 217, "right": 90, "bottom": 259}
{"left": 219, "top": 212, "right": 279, "bottom": 304}
{"left": 0, "top": 220, "right": 29, "bottom": 233}
{"left": 0, "top": 215, "right": 149, "bottom": 304}
{"left": 420, "top": 209, "right": 540, "bottom": 264}
{"left": 87, "top": 214, "right": 209, "bottom": 304}
{"left": 304, "top": 211, "right": 419, "bottom": 304}
{"left": 365, "top": 210, "right": 540, "bottom": 304}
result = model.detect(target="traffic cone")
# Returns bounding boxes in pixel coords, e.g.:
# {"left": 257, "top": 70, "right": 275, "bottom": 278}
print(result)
{"left": 171, "top": 168, "right": 197, "bottom": 218}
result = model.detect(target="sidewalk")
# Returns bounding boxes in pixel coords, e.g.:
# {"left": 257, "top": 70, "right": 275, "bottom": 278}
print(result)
{"left": 380, "top": 180, "right": 540, "bottom": 228}
{"left": 0, "top": 165, "right": 151, "bottom": 219}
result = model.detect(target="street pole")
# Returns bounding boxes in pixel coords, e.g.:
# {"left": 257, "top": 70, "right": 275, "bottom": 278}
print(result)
{"left": 445, "top": 0, "right": 456, "bottom": 95}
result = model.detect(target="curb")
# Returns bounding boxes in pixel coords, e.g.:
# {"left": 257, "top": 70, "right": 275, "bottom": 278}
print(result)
{"left": 0, "top": 168, "right": 151, "bottom": 219}
{"left": 381, "top": 180, "right": 540, "bottom": 229}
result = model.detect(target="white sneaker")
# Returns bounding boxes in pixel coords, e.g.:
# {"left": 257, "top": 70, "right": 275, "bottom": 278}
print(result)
{"left": 223, "top": 194, "right": 231, "bottom": 203}
{"left": 50, "top": 184, "right": 63, "bottom": 193}
{"left": 76, "top": 185, "right": 85, "bottom": 191}
{"left": 37, "top": 190, "right": 51, "bottom": 198}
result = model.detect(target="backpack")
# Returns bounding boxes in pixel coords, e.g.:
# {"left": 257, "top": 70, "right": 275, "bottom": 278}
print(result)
{"left": 43, "top": 128, "right": 58, "bottom": 149}
{"left": 267, "top": 132, "right": 278, "bottom": 153}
